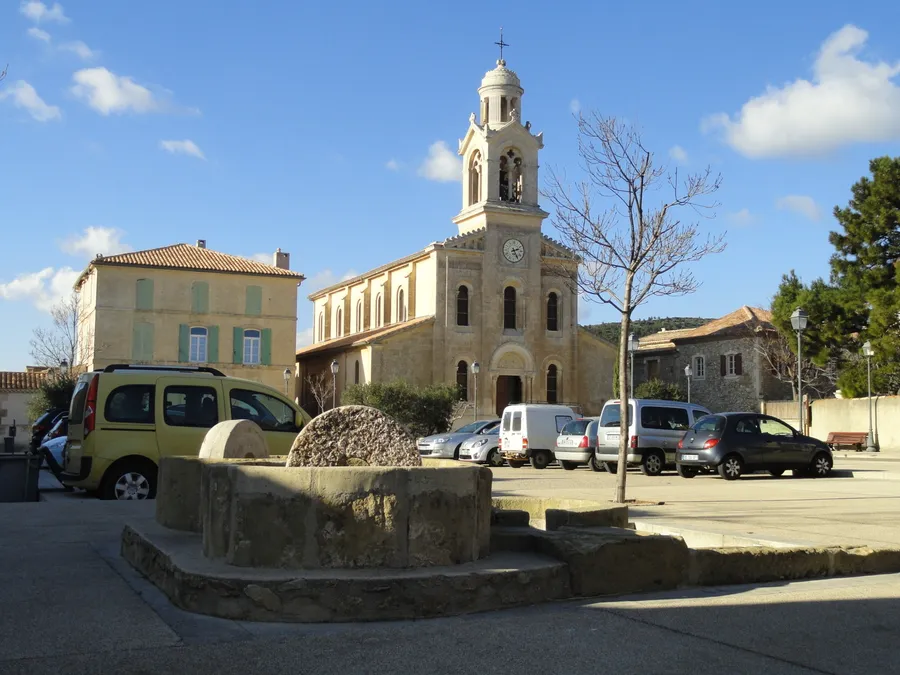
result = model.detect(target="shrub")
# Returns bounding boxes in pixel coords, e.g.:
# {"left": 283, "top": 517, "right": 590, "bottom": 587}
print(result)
{"left": 634, "top": 378, "right": 686, "bottom": 402}
{"left": 341, "top": 380, "right": 460, "bottom": 438}
{"left": 27, "top": 373, "right": 76, "bottom": 422}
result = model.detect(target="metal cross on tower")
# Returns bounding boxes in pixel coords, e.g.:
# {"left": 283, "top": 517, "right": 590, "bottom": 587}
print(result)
{"left": 495, "top": 28, "right": 509, "bottom": 62}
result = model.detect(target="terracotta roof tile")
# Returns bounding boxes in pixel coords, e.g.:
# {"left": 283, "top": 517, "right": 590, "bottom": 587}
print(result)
{"left": 636, "top": 306, "right": 773, "bottom": 352}
{"left": 296, "top": 316, "right": 434, "bottom": 357}
{"left": 76, "top": 244, "right": 303, "bottom": 288}
{"left": 0, "top": 371, "right": 47, "bottom": 391}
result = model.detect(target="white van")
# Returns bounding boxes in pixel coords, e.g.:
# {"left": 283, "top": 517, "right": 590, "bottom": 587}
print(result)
{"left": 594, "top": 399, "right": 711, "bottom": 476}
{"left": 499, "top": 404, "right": 577, "bottom": 470}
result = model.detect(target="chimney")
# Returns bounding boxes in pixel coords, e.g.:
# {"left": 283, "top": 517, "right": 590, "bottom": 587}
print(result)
{"left": 273, "top": 247, "right": 290, "bottom": 270}
{"left": 197, "top": 239, "right": 207, "bottom": 249}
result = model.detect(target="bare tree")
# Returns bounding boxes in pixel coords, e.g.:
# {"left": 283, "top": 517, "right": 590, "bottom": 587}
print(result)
{"left": 544, "top": 113, "right": 725, "bottom": 503}
{"left": 305, "top": 372, "right": 334, "bottom": 414}
{"left": 754, "top": 330, "right": 837, "bottom": 400}
{"left": 447, "top": 400, "right": 473, "bottom": 429}
{"left": 30, "top": 294, "right": 80, "bottom": 368}
{"left": 0, "top": 65, "right": 7, "bottom": 83}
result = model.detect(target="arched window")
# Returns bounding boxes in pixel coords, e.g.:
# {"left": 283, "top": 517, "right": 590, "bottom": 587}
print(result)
{"left": 375, "top": 294, "right": 383, "bottom": 328}
{"left": 189, "top": 326, "right": 208, "bottom": 363}
{"left": 356, "top": 299, "right": 363, "bottom": 333}
{"left": 500, "top": 96, "right": 508, "bottom": 122}
{"left": 456, "top": 286, "right": 469, "bottom": 326}
{"left": 468, "top": 152, "right": 482, "bottom": 205}
{"left": 397, "top": 288, "right": 406, "bottom": 322}
{"left": 499, "top": 149, "right": 523, "bottom": 203}
{"left": 547, "top": 364, "right": 558, "bottom": 404}
{"left": 243, "top": 329, "right": 261, "bottom": 365}
{"left": 503, "top": 286, "right": 517, "bottom": 330}
{"left": 547, "top": 293, "right": 559, "bottom": 331}
{"left": 317, "top": 312, "right": 325, "bottom": 342}
{"left": 456, "top": 361, "right": 468, "bottom": 401}
{"left": 335, "top": 307, "right": 343, "bottom": 338}
{"left": 354, "top": 360, "right": 360, "bottom": 385}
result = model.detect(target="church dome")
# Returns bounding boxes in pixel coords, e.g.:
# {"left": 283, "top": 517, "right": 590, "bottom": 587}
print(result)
{"left": 480, "top": 60, "right": 521, "bottom": 89}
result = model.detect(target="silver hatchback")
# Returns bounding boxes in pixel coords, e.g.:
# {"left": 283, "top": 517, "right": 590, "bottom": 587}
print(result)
{"left": 417, "top": 419, "right": 500, "bottom": 460}
{"left": 555, "top": 418, "right": 601, "bottom": 471}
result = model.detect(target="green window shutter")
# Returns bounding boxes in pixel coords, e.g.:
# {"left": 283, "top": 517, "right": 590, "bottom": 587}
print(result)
{"left": 178, "top": 324, "right": 189, "bottom": 362}
{"left": 233, "top": 327, "right": 243, "bottom": 364}
{"left": 245, "top": 286, "right": 262, "bottom": 316}
{"left": 136, "top": 279, "right": 154, "bottom": 310}
{"left": 261, "top": 328, "right": 272, "bottom": 366}
{"left": 192, "top": 281, "right": 209, "bottom": 314}
{"left": 208, "top": 325, "right": 219, "bottom": 363}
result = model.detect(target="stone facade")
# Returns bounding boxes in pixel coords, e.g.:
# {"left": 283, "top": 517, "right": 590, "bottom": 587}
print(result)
{"left": 633, "top": 307, "right": 793, "bottom": 413}
{"left": 296, "top": 59, "right": 617, "bottom": 417}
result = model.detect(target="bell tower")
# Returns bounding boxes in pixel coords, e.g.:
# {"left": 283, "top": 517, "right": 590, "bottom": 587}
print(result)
{"left": 454, "top": 33, "right": 548, "bottom": 236}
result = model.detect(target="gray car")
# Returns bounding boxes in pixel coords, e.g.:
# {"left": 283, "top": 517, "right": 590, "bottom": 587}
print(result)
{"left": 417, "top": 419, "right": 501, "bottom": 460}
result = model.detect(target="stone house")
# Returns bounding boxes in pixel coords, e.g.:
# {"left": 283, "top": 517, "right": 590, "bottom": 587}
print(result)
{"left": 74, "top": 242, "right": 304, "bottom": 394}
{"left": 296, "top": 56, "right": 617, "bottom": 417}
{"left": 633, "top": 306, "right": 793, "bottom": 413}
{"left": 0, "top": 369, "right": 47, "bottom": 448}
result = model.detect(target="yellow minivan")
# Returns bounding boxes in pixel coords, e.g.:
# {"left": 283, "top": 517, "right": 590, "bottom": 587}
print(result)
{"left": 61, "top": 364, "right": 311, "bottom": 500}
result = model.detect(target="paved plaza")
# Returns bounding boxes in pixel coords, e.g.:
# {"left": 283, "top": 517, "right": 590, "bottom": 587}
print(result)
{"left": 3, "top": 458, "right": 898, "bottom": 674}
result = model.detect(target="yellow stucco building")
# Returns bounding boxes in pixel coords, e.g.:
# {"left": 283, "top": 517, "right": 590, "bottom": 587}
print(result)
{"left": 296, "top": 56, "right": 616, "bottom": 417}
{"left": 74, "top": 241, "right": 303, "bottom": 393}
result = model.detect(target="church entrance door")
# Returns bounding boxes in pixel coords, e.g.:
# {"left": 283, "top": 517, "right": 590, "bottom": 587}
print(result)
{"left": 495, "top": 375, "right": 523, "bottom": 416}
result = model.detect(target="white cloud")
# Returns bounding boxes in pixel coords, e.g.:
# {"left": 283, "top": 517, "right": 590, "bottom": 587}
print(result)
{"left": 27, "top": 27, "right": 51, "bottom": 42}
{"left": 776, "top": 195, "right": 821, "bottom": 222}
{"left": 71, "top": 67, "right": 162, "bottom": 115}
{"left": 0, "top": 266, "right": 79, "bottom": 311}
{"left": 60, "top": 40, "right": 96, "bottom": 61}
{"left": 417, "top": 141, "right": 461, "bottom": 182}
{"left": 61, "top": 226, "right": 132, "bottom": 258}
{"left": 20, "top": 1, "right": 69, "bottom": 23}
{"left": 0, "top": 80, "right": 61, "bottom": 121}
{"left": 703, "top": 25, "right": 900, "bottom": 157}
{"left": 296, "top": 327, "right": 314, "bottom": 349}
{"left": 249, "top": 253, "right": 273, "bottom": 264}
{"left": 727, "top": 208, "right": 755, "bottom": 226}
{"left": 301, "top": 269, "right": 359, "bottom": 296}
{"left": 669, "top": 145, "right": 689, "bottom": 163}
{"left": 160, "top": 139, "right": 206, "bottom": 160}
{"left": 385, "top": 159, "right": 400, "bottom": 171}
{"left": 570, "top": 98, "right": 581, "bottom": 114}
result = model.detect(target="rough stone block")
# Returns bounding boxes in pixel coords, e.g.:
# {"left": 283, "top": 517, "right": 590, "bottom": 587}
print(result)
{"left": 491, "top": 509, "right": 531, "bottom": 527}
{"left": 830, "top": 546, "right": 900, "bottom": 576}
{"left": 545, "top": 505, "right": 629, "bottom": 531}
{"left": 689, "top": 547, "right": 833, "bottom": 587}
{"left": 285, "top": 405, "right": 421, "bottom": 468}
{"left": 156, "top": 456, "right": 207, "bottom": 532}
{"left": 199, "top": 420, "right": 269, "bottom": 460}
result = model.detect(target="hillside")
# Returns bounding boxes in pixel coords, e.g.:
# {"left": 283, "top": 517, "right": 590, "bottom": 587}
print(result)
{"left": 582, "top": 317, "right": 713, "bottom": 345}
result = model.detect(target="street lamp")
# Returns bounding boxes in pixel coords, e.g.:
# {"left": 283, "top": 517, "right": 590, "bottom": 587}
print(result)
{"left": 330, "top": 359, "right": 339, "bottom": 409}
{"left": 863, "top": 341, "right": 878, "bottom": 452}
{"left": 684, "top": 364, "right": 692, "bottom": 403}
{"left": 471, "top": 362, "right": 481, "bottom": 423}
{"left": 282, "top": 368, "right": 291, "bottom": 396}
{"left": 627, "top": 333, "right": 639, "bottom": 398}
{"left": 790, "top": 307, "right": 808, "bottom": 433}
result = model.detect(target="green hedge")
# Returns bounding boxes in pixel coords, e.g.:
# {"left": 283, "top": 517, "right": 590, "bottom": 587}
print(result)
{"left": 341, "top": 380, "right": 460, "bottom": 438}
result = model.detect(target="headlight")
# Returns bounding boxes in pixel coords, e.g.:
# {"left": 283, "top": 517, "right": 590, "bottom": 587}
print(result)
{"left": 475, "top": 438, "right": 489, "bottom": 446}
{"left": 433, "top": 437, "right": 448, "bottom": 444}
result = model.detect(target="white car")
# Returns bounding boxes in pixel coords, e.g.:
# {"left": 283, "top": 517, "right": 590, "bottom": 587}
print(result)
{"left": 40, "top": 436, "right": 67, "bottom": 470}
{"left": 458, "top": 425, "right": 503, "bottom": 467}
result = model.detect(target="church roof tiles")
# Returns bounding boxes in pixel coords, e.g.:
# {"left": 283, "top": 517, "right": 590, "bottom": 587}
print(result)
{"left": 296, "top": 316, "right": 434, "bottom": 357}
{"left": 636, "top": 306, "right": 774, "bottom": 353}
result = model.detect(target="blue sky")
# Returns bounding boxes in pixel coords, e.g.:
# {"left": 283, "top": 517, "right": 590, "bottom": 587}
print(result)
{"left": 2, "top": 0, "right": 900, "bottom": 370}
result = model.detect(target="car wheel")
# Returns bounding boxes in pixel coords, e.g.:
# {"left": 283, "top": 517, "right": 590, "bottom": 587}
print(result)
{"left": 677, "top": 464, "right": 698, "bottom": 479}
{"left": 768, "top": 468, "right": 785, "bottom": 477}
{"left": 507, "top": 460, "right": 525, "bottom": 469}
{"left": 487, "top": 449, "right": 504, "bottom": 467}
{"left": 602, "top": 461, "right": 617, "bottom": 474}
{"left": 560, "top": 460, "right": 577, "bottom": 471}
{"left": 100, "top": 461, "right": 157, "bottom": 501}
{"left": 589, "top": 456, "right": 603, "bottom": 472}
{"left": 453, "top": 445, "right": 461, "bottom": 461}
{"left": 810, "top": 452, "right": 833, "bottom": 478}
{"left": 640, "top": 451, "right": 664, "bottom": 476}
{"left": 529, "top": 450, "right": 551, "bottom": 470}
{"left": 717, "top": 455, "right": 743, "bottom": 481}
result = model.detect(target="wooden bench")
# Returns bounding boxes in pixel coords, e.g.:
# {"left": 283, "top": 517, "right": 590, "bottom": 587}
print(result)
{"left": 825, "top": 432, "right": 868, "bottom": 452}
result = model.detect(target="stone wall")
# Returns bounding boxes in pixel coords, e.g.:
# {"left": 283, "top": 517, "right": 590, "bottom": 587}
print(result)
{"left": 576, "top": 330, "right": 616, "bottom": 415}
{"left": 808, "top": 396, "right": 900, "bottom": 450}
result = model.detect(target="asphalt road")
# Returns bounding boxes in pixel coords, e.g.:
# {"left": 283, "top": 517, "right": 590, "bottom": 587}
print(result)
{"left": 3, "top": 484, "right": 900, "bottom": 675}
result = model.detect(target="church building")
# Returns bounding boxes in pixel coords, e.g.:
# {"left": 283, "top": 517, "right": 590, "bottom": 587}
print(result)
{"left": 295, "top": 54, "right": 616, "bottom": 417}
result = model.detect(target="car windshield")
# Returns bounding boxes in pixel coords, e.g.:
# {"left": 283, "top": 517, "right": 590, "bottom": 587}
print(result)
{"left": 484, "top": 425, "right": 500, "bottom": 435}
{"left": 455, "top": 422, "right": 486, "bottom": 434}
{"left": 560, "top": 419, "right": 590, "bottom": 435}
{"left": 600, "top": 403, "right": 633, "bottom": 428}
{"left": 691, "top": 415, "right": 726, "bottom": 433}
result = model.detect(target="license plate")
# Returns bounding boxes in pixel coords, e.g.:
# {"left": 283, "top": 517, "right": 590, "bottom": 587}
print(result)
{"left": 681, "top": 454, "right": 699, "bottom": 461}
{"left": 606, "top": 434, "right": 620, "bottom": 442}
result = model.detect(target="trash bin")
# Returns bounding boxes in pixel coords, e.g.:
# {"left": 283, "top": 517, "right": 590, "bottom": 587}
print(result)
{"left": 0, "top": 453, "right": 41, "bottom": 502}
{"left": 2, "top": 437, "right": 13, "bottom": 453}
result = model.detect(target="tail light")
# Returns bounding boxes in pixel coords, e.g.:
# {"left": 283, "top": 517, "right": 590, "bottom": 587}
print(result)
{"left": 84, "top": 376, "right": 99, "bottom": 438}
{"left": 629, "top": 435, "right": 638, "bottom": 449}
{"left": 522, "top": 437, "right": 529, "bottom": 450}
{"left": 498, "top": 437, "right": 503, "bottom": 450}
{"left": 578, "top": 435, "right": 589, "bottom": 448}
{"left": 677, "top": 439, "right": 684, "bottom": 449}
{"left": 702, "top": 438, "right": 719, "bottom": 449}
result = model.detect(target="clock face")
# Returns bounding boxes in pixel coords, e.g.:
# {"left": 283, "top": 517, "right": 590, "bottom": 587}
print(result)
{"left": 503, "top": 238, "right": 525, "bottom": 263}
